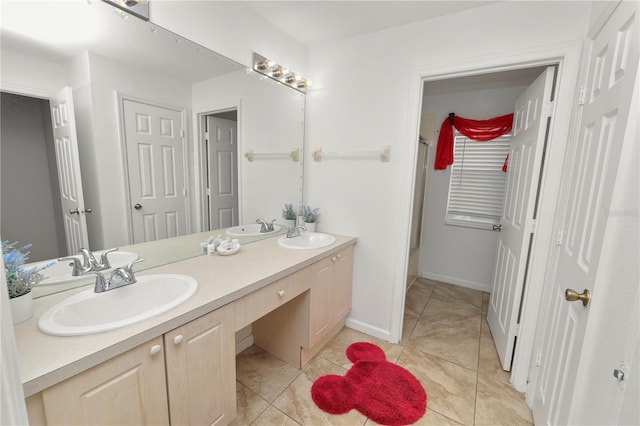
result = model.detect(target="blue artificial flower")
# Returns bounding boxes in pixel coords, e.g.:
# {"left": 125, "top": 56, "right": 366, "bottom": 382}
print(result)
{"left": 2, "top": 240, "right": 53, "bottom": 298}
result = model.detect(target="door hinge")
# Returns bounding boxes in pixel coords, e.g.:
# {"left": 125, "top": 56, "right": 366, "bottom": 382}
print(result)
{"left": 525, "top": 218, "right": 537, "bottom": 233}
{"left": 555, "top": 228, "right": 564, "bottom": 246}
{"left": 578, "top": 85, "right": 587, "bottom": 105}
{"left": 535, "top": 350, "right": 542, "bottom": 367}
{"left": 180, "top": 128, "right": 185, "bottom": 138}
{"left": 182, "top": 188, "right": 187, "bottom": 197}
{"left": 206, "top": 188, "right": 211, "bottom": 197}
{"left": 542, "top": 101, "right": 554, "bottom": 117}
{"left": 511, "top": 323, "right": 520, "bottom": 337}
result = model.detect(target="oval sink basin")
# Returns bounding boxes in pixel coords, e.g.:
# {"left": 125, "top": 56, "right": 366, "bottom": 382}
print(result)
{"left": 277, "top": 233, "right": 336, "bottom": 250}
{"left": 226, "top": 224, "right": 282, "bottom": 237}
{"left": 38, "top": 274, "right": 197, "bottom": 336}
{"left": 31, "top": 251, "right": 139, "bottom": 286}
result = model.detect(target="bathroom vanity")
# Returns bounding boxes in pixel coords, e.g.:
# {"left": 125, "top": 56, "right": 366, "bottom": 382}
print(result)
{"left": 14, "top": 234, "right": 356, "bottom": 425}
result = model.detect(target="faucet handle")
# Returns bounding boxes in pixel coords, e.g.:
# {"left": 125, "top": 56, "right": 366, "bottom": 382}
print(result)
{"left": 98, "top": 248, "right": 119, "bottom": 269}
{"left": 58, "top": 257, "right": 83, "bottom": 276}
{"left": 124, "top": 258, "right": 145, "bottom": 282}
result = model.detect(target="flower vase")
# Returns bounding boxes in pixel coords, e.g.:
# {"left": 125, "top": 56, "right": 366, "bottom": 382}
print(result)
{"left": 10, "top": 291, "right": 33, "bottom": 324}
{"left": 284, "top": 219, "right": 296, "bottom": 229}
{"left": 304, "top": 222, "right": 316, "bottom": 233}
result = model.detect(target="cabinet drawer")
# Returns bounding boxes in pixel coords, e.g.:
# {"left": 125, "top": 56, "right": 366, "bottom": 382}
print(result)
{"left": 234, "top": 268, "right": 309, "bottom": 330}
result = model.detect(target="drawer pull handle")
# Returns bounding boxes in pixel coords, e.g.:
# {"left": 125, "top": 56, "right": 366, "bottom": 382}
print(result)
{"left": 150, "top": 344, "right": 162, "bottom": 356}
{"left": 332, "top": 256, "right": 337, "bottom": 262}
{"left": 173, "top": 335, "right": 184, "bottom": 345}
{"left": 277, "top": 290, "right": 285, "bottom": 297}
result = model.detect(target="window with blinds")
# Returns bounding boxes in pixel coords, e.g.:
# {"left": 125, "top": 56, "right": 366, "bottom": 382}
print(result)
{"left": 445, "top": 132, "right": 511, "bottom": 229}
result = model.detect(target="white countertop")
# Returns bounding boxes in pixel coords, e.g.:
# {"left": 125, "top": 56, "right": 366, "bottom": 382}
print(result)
{"left": 14, "top": 233, "right": 357, "bottom": 397}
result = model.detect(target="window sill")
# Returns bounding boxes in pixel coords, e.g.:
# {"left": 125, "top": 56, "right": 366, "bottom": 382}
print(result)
{"left": 445, "top": 216, "right": 498, "bottom": 231}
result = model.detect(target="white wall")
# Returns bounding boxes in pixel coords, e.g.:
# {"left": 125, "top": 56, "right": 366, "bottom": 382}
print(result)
{"left": 421, "top": 84, "right": 529, "bottom": 291}
{"left": 0, "top": 49, "right": 67, "bottom": 96}
{"left": 305, "top": 1, "right": 590, "bottom": 341}
{"left": 150, "top": 1, "right": 308, "bottom": 75}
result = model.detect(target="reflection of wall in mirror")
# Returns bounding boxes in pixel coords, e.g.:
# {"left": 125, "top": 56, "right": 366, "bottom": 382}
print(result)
{"left": 71, "top": 51, "right": 193, "bottom": 250}
{"left": 193, "top": 70, "right": 305, "bottom": 226}
{"left": 1, "top": 28, "right": 305, "bottom": 257}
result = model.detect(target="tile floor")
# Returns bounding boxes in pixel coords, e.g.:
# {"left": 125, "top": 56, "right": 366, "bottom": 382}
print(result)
{"left": 231, "top": 278, "right": 534, "bottom": 425}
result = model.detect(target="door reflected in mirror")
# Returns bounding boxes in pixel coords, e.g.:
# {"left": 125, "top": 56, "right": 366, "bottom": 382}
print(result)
{"left": 0, "top": 0, "right": 304, "bottom": 290}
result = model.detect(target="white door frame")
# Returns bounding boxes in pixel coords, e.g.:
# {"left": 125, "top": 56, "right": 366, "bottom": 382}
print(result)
{"left": 116, "top": 93, "right": 190, "bottom": 243}
{"left": 193, "top": 100, "right": 243, "bottom": 232}
{"left": 394, "top": 41, "right": 584, "bottom": 392}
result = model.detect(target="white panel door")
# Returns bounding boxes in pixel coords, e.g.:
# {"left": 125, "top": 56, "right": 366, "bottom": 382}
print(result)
{"left": 50, "top": 87, "right": 89, "bottom": 255}
{"left": 487, "top": 66, "right": 556, "bottom": 370}
{"left": 206, "top": 116, "right": 238, "bottom": 230}
{"left": 123, "top": 100, "right": 187, "bottom": 244}
{"left": 529, "top": 2, "right": 639, "bottom": 424}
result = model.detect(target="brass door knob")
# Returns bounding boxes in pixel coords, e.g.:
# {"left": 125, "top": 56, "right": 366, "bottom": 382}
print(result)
{"left": 565, "top": 288, "right": 591, "bottom": 307}
{"left": 492, "top": 224, "right": 502, "bottom": 231}
{"left": 84, "top": 208, "right": 93, "bottom": 213}
{"left": 69, "top": 208, "right": 80, "bottom": 215}
{"left": 134, "top": 203, "right": 142, "bottom": 210}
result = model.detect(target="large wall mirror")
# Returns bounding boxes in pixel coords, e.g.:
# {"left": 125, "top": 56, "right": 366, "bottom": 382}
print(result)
{"left": 0, "top": 0, "right": 305, "bottom": 297}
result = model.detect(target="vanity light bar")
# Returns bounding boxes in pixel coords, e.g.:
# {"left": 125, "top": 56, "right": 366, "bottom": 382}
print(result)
{"left": 253, "top": 52, "right": 310, "bottom": 93}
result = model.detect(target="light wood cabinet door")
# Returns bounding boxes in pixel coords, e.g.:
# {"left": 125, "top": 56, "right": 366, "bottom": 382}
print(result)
{"left": 41, "top": 336, "right": 169, "bottom": 426}
{"left": 164, "top": 303, "right": 236, "bottom": 426}
{"left": 330, "top": 246, "right": 354, "bottom": 321}
{"left": 309, "top": 247, "right": 354, "bottom": 348}
{"left": 308, "top": 256, "right": 332, "bottom": 348}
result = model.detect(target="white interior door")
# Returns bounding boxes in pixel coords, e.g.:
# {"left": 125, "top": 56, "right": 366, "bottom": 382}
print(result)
{"left": 206, "top": 116, "right": 238, "bottom": 229}
{"left": 123, "top": 99, "right": 188, "bottom": 243}
{"left": 487, "top": 66, "right": 556, "bottom": 370}
{"left": 529, "top": 2, "right": 639, "bottom": 424}
{"left": 50, "top": 87, "right": 89, "bottom": 255}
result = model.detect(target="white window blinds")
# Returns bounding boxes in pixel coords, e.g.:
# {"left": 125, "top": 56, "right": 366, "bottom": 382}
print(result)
{"left": 445, "top": 133, "right": 511, "bottom": 229}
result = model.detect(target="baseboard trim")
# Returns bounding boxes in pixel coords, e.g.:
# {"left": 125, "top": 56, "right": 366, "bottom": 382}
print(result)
{"left": 345, "top": 317, "right": 393, "bottom": 343}
{"left": 421, "top": 272, "right": 492, "bottom": 293}
{"left": 235, "top": 334, "right": 254, "bottom": 355}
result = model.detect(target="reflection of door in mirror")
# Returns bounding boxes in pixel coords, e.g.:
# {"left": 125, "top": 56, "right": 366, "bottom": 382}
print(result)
{"left": 50, "top": 87, "right": 90, "bottom": 254}
{"left": 122, "top": 99, "right": 188, "bottom": 244}
{"left": 0, "top": 90, "right": 89, "bottom": 261}
{"left": 205, "top": 111, "right": 239, "bottom": 230}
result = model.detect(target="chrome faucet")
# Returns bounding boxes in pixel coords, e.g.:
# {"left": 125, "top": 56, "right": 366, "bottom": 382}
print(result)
{"left": 59, "top": 247, "right": 119, "bottom": 276}
{"left": 287, "top": 224, "right": 307, "bottom": 238}
{"left": 57, "top": 256, "right": 85, "bottom": 276}
{"left": 256, "top": 218, "right": 276, "bottom": 233}
{"left": 93, "top": 258, "right": 144, "bottom": 293}
{"left": 80, "top": 248, "right": 100, "bottom": 271}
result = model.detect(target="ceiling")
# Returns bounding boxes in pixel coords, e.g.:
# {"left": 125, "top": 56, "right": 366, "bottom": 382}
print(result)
{"left": 242, "top": 1, "right": 501, "bottom": 47}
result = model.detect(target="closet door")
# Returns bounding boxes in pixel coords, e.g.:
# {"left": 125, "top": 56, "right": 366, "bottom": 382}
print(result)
{"left": 487, "top": 66, "right": 556, "bottom": 370}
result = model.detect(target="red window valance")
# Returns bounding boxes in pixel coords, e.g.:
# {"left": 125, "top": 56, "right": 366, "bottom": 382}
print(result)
{"left": 434, "top": 112, "right": 514, "bottom": 170}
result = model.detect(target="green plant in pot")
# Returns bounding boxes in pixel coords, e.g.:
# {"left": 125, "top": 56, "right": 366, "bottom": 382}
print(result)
{"left": 302, "top": 206, "right": 319, "bottom": 223}
{"left": 282, "top": 203, "right": 297, "bottom": 228}
{"left": 302, "top": 206, "right": 319, "bottom": 232}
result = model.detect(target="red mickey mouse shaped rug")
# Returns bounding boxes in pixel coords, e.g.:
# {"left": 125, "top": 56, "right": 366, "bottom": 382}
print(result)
{"left": 311, "top": 342, "right": 427, "bottom": 426}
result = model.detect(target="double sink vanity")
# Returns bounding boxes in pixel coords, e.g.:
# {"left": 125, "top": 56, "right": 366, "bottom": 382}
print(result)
{"left": 15, "top": 230, "right": 356, "bottom": 425}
